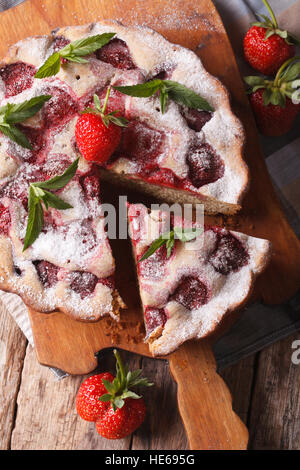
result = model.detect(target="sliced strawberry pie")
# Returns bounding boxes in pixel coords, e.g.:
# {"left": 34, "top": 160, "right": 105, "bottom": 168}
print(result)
{"left": 128, "top": 203, "right": 271, "bottom": 355}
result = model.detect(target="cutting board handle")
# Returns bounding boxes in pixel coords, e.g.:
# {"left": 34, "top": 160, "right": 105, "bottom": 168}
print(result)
{"left": 168, "top": 340, "right": 249, "bottom": 450}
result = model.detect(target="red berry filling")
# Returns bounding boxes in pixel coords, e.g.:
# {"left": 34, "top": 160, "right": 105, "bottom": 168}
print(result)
{"left": 96, "top": 38, "right": 136, "bottom": 70}
{"left": 42, "top": 86, "right": 79, "bottom": 128}
{"left": 69, "top": 271, "right": 99, "bottom": 299}
{"left": 99, "top": 275, "right": 115, "bottom": 290}
{"left": 209, "top": 232, "right": 249, "bottom": 275}
{"left": 186, "top": 143, "right": 224, "bottom": 188}
{"left": 118, "top": 120, "right": 165, "bottom": 169}
{"left": 138, "top": 243, "right": 173, "bottom": 281}
{"left": 80, "top": 174, "right": 101, "bottom": 200}
{"left": 0, "top": 62, "right": 36, "bottom": 98}
{"left": 52, "top": 35, "right": 70, "bottom": 52}
{"left": 33, "top": 260, "right": 59, "bottom": 288}
{"left": 0, "top": 204, "right": 11, "bottom": 235}
{"left": 0, "top": 165, "right": 44, "bottom": 209}
{"left": 144, "top": 306, "right": 167, "bottom": 337}
{"left": 10, "top": 126, "right": 47, "bottom": 163}
{"left": 181, "top": 108, "right": 213, "bottom": 132}
{"left": 41, "top": 154, "right": 73, "bottom": 179}
{"left": 144, "top": 167, "right": 179, "bottom": 186}
{"left": 170, "top": 276, "right": 209, "bottom": 310}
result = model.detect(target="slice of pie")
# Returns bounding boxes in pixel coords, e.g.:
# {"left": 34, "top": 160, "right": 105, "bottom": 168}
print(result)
{"left": 2, "top": 21, "right": 248, "bottom": 215}
{"left": 128, "top": 203, "right": 271, "bottom": 355}
{"left": 0, "top": 156, "right": 125, "bottom": 320}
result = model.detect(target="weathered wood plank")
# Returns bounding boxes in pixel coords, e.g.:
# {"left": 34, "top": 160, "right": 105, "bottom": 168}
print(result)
{"left": 249, "top": 334, "right": 300, "bottom": 450}
{"left": 0, "top": 303, "right": 27, "bottom": 450}
{"left": 219, "top": 355, "right": 255, "bottom": 425}
{"left": 132, "top": 357, "right": 188, "bottom": 450}
{"left": 11, "top": 348, "right": 139, "bottom": 450}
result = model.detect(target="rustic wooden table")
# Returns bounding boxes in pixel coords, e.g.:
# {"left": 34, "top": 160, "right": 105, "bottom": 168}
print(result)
{"left": 0, "top": 0, "right": 299, "bottom": 451}
{"left": 1, "top": 309, "right": 299, "bottom": 450}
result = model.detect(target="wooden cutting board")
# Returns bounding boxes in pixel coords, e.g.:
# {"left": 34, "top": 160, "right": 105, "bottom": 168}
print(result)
{"left": 1, "top": 0, "right": 300, "bottom": 451}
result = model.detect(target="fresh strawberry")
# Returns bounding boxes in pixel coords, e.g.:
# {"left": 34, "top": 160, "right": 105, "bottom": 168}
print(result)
{"left": 76, "top": 372, "right": 114, "bottom": 421}
{"left": 96, "top": 397, "right": 146, "bottom": 440}
{"left": 243, "top": 0, "right": 299, "bottom": 76}
{"left": 245, "top": 58, "right": 300, "bottom": 136}
{"left": 76, "top": 349, "right": 153, "bottom": 439}
{"left": 75, "top": 87, "right": 127, "bottom": 164}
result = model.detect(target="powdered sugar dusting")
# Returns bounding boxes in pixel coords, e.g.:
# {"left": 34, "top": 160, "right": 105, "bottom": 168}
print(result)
{"left": 129, "top": 204, "right": 271, "bottom": 355}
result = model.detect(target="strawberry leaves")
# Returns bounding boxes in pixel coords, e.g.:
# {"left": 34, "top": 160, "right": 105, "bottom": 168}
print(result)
{"left": 99, "top": 350, "right": 153, "bottom": 412}
{"left": 84, "top": 87, "right": 128, "bottom": 128}
{"left": 138, "top": 227, "right": 203, "bottom": 263}
{"left": 113, "top": 79, "right": 214, "bottom": 114}
{"left": 245, "top": 57, "right": 300, "bottom": 108}
{"left": 0, "top": 95, "right": 51, "bottom": 149}
{"left": 252, "top": 0, "right": 300, "bottom": 46}
{"left": 35, "top": 33, "right": 116, "bottom": 78}
{"left": 23, "top": 158, "right": 79, "bottom": 251}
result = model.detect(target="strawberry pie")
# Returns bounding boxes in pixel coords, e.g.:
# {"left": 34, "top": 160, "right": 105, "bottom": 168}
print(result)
{"left": 0, "top": 22, "right": 267, "bottom": 335}
{"left": 2, "top": 21, "right": 248, "bottom": 215}
{"left": 128, "top": 203, "right": 271, "bottom": 355}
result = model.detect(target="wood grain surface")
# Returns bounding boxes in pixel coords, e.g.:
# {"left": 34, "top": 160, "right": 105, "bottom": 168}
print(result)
{"left": 0, "top": 0, "right": 300, "bottom": 450}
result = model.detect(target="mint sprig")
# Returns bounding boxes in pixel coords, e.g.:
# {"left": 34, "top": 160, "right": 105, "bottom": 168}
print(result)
{"left": 23, "top": 158, "right": 79, "bottom": 251}
{"left": 35, "top": 33, "right": 116, "bottom": 78}
{"left": 0, "top": 95, "right": 51, "bottom": 149}
{"left": 138, "top": 227, "right": 203, "bottom": 263}
{"left": 99, "top": 350, "right": 153, "bottom": 412}
{"left": 113, "top": 79, "right": 214, "bottom": 114}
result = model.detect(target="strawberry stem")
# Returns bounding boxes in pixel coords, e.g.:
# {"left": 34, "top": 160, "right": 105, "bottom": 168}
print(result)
{"left": 114, "top": 349, "right": 126, "bottom": 388}
{"left": 102, "top": 86, "right": 111, "bottom": 115}
{"left": 99, "top": 349, "right": 153, "bottom": 412}
{"left": 274, "top": 56, "right": 300, "bottom": 87}
{"left": 262, "top": 0, "right": 278, "bottom": 29}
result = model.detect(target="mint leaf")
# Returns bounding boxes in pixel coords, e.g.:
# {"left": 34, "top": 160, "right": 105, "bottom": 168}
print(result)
{"left": 173, "top": 226, "right": 203, "bottom": 242}
{"left": 163, "top": 80, "right": 214, "bottom": 111}
{"left": 5, "top": 95, "right": 51, "bottom": 123}
{"left": 0, "top": 124, "right": 32, "bottom": 149}
{"left": 138, "top": 232, "right": 172, "bottom": 262}
{"left": 41, "top": 190, "right": 73, "bottom": 210}
{"left": 114, "top": 80, "right": 162, "bottom": 97}
{"left": 22, "top": 159, "right": 79, "bottom": 251}
{"left": 60, "top": 33, "right": 116, "bottom": 58}
{"left": 138, "top": 227, "right": 202, "bottom": 262}
{"left": 23, "top": 189, "right": 44, "bottom": 251}
{"left": 36, "top": 158, "right": 79, "bottom": 190}
{"left": 35, "top": 33, "right": 116, "bottom": 78}
{"left": 0, "top": 95, "right": 51, "bottom": 149}
{"left": 35, "top": 52, "right": 61, "bottom": 78}
{"left": 114, "top": 79, "right": 213, "bottom": 114}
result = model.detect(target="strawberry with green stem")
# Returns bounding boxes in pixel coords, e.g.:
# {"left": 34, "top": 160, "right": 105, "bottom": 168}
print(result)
{"left": 76, "top": 349, "right": 153, "bottom": 439}
{"left": 75, "top": 86, "right": 127, "bottom": 164}
{"left": 245, "top": 57, "right": 300, "bottom": 136}
{"left": 244, "top": 0, "right": 299, "bottom": 76}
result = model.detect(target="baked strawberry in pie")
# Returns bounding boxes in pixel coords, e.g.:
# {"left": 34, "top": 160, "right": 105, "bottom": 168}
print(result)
{"left": 128, "top": 203, "right": 271, "bottom": 355}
